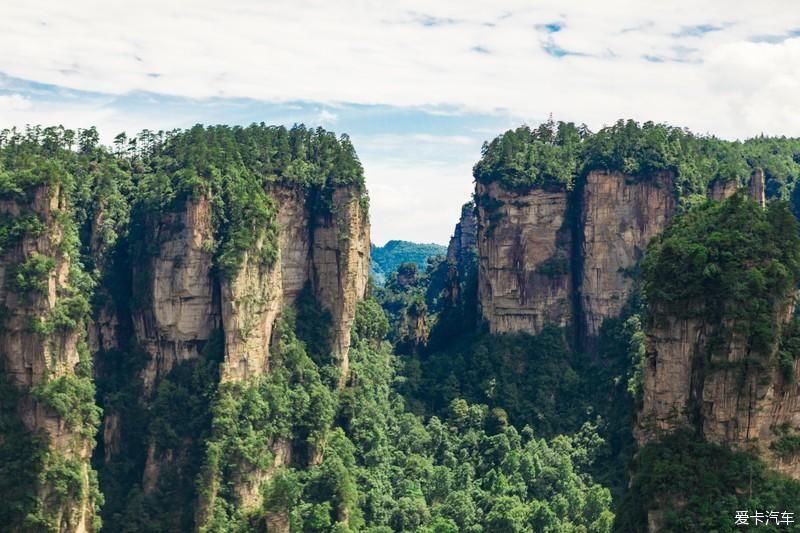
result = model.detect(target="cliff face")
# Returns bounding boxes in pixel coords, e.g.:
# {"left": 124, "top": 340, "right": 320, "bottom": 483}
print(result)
{"left": 310, "top": 186, "right": 370, "bottom": 382}
{"left": 447, "top": 201, "right": 477, "bottom": 268}
{"left": 580, "top": 171, "right": 676, "bottom": 337}
{"left": 475, "top": 171, "right": 676, "bottom": 340}
{"left": 123, "top": 183, "right": 369, "bottom": 513}
{"left": 129, "top": 185, "right": 369, "bottom": 389}
{"left": 708, "top": 178, "right": 739, "bottom": 201}
{"left": 476, "top": 182, "right": 573, "bottom": 335}
{"left": 0, "top": 185, "right": 97, "bottom": 532}
{"left": 638, "top": 300, "right": 800, "bottom": 478}
{"left": 132, "top": 197, "right": 219, "bottom": 394}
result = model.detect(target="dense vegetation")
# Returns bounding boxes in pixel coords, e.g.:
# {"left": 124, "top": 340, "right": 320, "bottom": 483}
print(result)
{"left": 375, "top": 257, "right": 640, "bottom": 501}
{"left": 475, "top": 119, "right": 800, "bottom": 202}
{"left": 370, "top": 241, "right": 447, "bottom": 285}
{"left": 615, "top": 431, "right": 800, "bottom": 532}
{"left": 192, "top": 300, "right": 613, "bottom": 532}
{"left": 642, "top": 193, "right": 800, "bottom": 355}
{"left": 5, "top": 120, "right": 800, "bottom": 532}
{"left": 613, "top": 193, "right": 800, "bottom": 531}
{"left": 0, "top": 124, "right": 368, "bottom": 532}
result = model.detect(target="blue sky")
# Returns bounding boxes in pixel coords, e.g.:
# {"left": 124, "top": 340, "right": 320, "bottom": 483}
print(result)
{"left": 2, "top": 1, "right": 800, "bottom": 244}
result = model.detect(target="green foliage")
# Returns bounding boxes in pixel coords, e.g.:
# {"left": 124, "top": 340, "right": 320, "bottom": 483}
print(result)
{"left": 295, "top": 285, "right": 335, "bottom": 368}
{"left": 0, "top": 123, "right": 366, "bottom": 282}
{"left": 371, "top": 240, "right": 447, "bottom": 285}
{"left": 622, "top": 316, "right": 646, "bottom": 404}
{"left": 11, "top": 253, "right": 56, "bottom": 294}
{"left": 373, "top": 256, "right": 452, "bottom": 352}
{"left": 401, "top": 327, "right": 579, "bottom": 435}
{"left": 476, "top": 118, "right": 800, "bottom": 199}
{"left": 0, "top": 213, "right": 45, "bottom": 255}
{"left": 535, "top": 256, "right": 570, "bottom": 277}
{"left": 129, "top": 123, "right": 365, "bottom": 277}
{"left": 33, "top": 372, "right": 102, "bottom": 440}
{"left": 198, "top": 316, "right": 339, "bottom": 530}
{"left": 352, "top": 299, "right": 390, "bottom": 345}
{"left": 615, "top": 432, "right": 800, "bottom": 532}
{"left": 0, "top": 373, "right": 46, "bottom": 530}
{"left": 249, "top": 303, "right": 614, "bottom": 533}
{"left": 474, "top": 120, "right": 584, "bottom": 190}
{"left": 778, "top": 316, "right": 800, "bottom": 382}
{"left": 643, "top": 193, "right": 800, "bottom": 356}
{"left": 770, "top": 424, "right": 800, "bottom": 458}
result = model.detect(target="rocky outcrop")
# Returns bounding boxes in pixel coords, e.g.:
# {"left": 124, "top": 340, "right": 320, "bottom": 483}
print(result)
{"left": 637, "top": 298, "right": 800, "bottom": 478}
{"left": 476, "top": 182, "right": 573, "bottom": 335}
{"left": 219, "top": 185, "right": 369, "bottom": 383}
{"left": 708, "top": 178, "right": 739, "bottom": 201}
{"left": 447, "top": 201, "right": 477, "bottom": 268}
{"left": 310, "top": 186, "right": 370, "bottom": 382}
{"left": 132, "top": 197, "right": 218, "bottom": 395}
{"left": 130, "top": 184, "right": 369, "bottom": 517}
{"left": 580, "top": 171, "right": 676, "bottom": 338}
{"left": 219, "top": 240, "right": 281, "bottom": 382}
{"left": 474, "top": 171, "right": 680, "bottom": 342}
{"left": 0, "top": 185, "right": 97, "bottom": 532}
{"left": 750, "top": 168, "right": 766, "bottom": 208}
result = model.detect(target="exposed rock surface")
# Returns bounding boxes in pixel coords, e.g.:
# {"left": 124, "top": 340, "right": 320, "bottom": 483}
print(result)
{"left": 132, "top": 197, "right": 218, "bottom": 395}
{"left": 130, "top": 184, "right": 369, "bottom": 514}
{"left": 637, "top": 300, "right": 800, "bottom": 479}
{"left": 708, "top": 178, "right": 739, "bottom": 201}
{"left": 310, "top": 186, "right": 370, "bottom": 382}
{"left": 474, "top": 172, "right": 677, "bottom": 340}
{"left": 580, "top": 171, "right": 676, "bottom": 338}
{"left": 476, "top": 182, "right": 573, "bottom": 334}
{"left": 219, "top": 242, "right": 281, "bottom": 382}
{"left": 750, "top": 167, "right": 766, "bottom": 208}
{"left": 0, "top": 185, "right": 96, "bottom": 532}
{"left": 447, "top": 201, "right": 477, "bottom": 268}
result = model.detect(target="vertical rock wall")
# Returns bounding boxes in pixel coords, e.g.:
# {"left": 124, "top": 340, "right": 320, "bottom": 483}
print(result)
{"left": 0, "top": 185, "right": 96, "bottom": 532}
{"left": 132, "top": 197, "right": 218, "bottom": 395}
{"left": 580, "top": 171, "right": 676, "bottom": 338}
{"left": 637, "top": 300, "right": 800, "bottom": 479}
{"left": 475, "top": 171, "right": 677, "bottom": 339}
{"left": 127, "top": 184, "right": 369, "bottom": 512}
{"left": 310, "top": 186, "right": 370, "bottom": 382}
{"left": 476, "top": 182, "right": 573, "bottom": 335}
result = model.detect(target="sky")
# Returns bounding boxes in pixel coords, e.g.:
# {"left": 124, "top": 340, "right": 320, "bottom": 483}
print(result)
{"left": 2, "top": 1, "right": 800, "bottom": 245}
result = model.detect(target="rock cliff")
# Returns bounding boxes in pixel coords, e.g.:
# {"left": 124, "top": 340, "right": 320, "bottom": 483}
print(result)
{"left": 132, "top": 197, "right": 219, "bottom": 394}
{"left": 446, "top": 201, "right": 477, "bottom": 269}
{"left": 580, "top": 171, "right": 676, "bottom": 338}
{"left": 0, "top": 185, "right": 97, "bottom": 532}
{"left": 309, "top": 186, "right": 370, "bottom": 382}
{"left": 634, "top": 190, "right": 800, "bottom": 499}
{"left": 125, "top": 183, "right": 369, "bottom": 515}
{"left": 127, "top": 185, "right": 368, "bottom": 389}
{"left": 476, "top": 182, "right": 573, "bottom": 335}
{"left": 637, "top": 300, "right": 800, "bottom": 478}
{"left": 475, "top": 171, "right": 676, "bottom": 341}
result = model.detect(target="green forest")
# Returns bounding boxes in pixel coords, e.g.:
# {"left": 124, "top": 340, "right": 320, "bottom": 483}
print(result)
{"left": 474, "top": 118, "right": 800, "bottom": 204}
{"left": 1, "top": 120, "right": 800, "bottom": 532}
{"left": 370, "top": 241, "right": 448, "bottom": 285}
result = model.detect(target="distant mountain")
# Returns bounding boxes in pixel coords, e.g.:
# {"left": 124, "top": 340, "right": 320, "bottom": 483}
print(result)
{"left": 371, "top": 240, "right": 447, "bottom": 284}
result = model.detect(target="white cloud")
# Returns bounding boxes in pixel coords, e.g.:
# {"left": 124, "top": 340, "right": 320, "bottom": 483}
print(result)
{"left": 3, "top": 1, "right": 800, "bottom": 244}
{"left": 0, "top": 94, "right": 33, "bottom": 111}
{"left": 363, "top": 157, "right": 474, "bottom": 245}
{"left": 316, "top": 109, "right": 338, "bottom": 125}
{"left": 1, "top": 1, "right": 800, "bottom": 138}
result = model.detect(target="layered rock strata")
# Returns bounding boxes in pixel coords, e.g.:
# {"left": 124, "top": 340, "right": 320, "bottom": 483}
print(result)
{"left": 0, "top": 185, "right": 97, "bottom": 532}
{"left": 476, "top": 182, "right": 573, "bottom": 334}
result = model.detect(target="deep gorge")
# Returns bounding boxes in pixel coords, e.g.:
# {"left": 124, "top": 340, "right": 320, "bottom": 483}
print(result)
{"left": 2, "top": 120, "right": 800, "bottom": 532}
